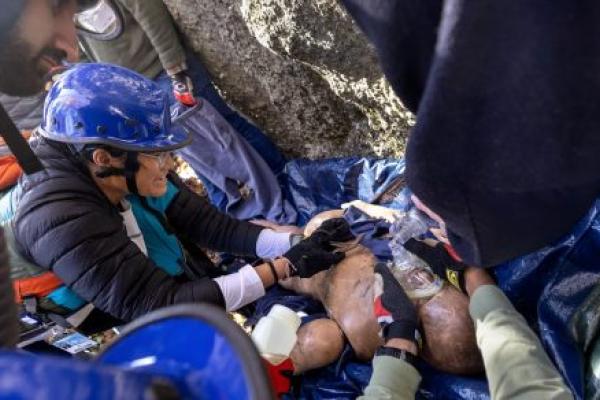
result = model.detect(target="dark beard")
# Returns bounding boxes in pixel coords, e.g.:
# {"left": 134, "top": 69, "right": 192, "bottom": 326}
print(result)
{"left": 0, "top": 31, "right": 67, "bottom": 96}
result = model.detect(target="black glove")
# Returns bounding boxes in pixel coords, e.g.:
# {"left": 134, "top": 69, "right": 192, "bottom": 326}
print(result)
{"left": 171, "top": 72, "right": 196, "bottom": 106}
{"left": 283, "top": 239, "right": 345, "bottom": 278}
{"left": 403, "top": 238, "right": 468, "bottom": 293}
{"left": 309, "top": 218, "right": 355, "bottom": 249}
{"left": 374, "top": 263, "right": 419, "bottom": 344}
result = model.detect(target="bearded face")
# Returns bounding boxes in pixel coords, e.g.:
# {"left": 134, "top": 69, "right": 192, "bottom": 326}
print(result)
{"left": 0, "top": 0, "right": 78, "bottom": 96}
{"left": 0, "top": 33, "right": 67, "bottom": 96}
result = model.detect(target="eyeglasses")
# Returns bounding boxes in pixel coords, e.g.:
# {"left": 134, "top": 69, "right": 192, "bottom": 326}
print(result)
{"left": 139, "top": 152, "right": 173, "bottom": 168}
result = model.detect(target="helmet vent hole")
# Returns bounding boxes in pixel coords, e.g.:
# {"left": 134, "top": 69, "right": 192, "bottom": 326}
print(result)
{"left": 97, "top": 125, "right": 107, "bottom": 134}
{"left": 74, "top": 122, "right": 84, "bottom": 129}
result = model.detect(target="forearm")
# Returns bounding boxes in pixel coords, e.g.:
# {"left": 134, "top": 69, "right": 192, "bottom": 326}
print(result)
{"left": 213, "top": 259, "right": 290, "bottom": 311}
{"left": 470, "top": 285, "right": 573, "bottom": 400}
{"left": 137, "top": 260, "right": 287, "bottom": 315}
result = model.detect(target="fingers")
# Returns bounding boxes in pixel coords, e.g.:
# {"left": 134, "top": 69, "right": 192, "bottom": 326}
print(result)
{"left": 317, "top": 218, "right": 352, "bottom": 236}
{"left": 319, "top": 217, "right": 347, "bottom": 229}
{"left": 430, "top": 227, "right": 450, "bottom": 244}
{"left": 411, "top": 194, "right": 444, "bottom": 225}
{"left": 310, "top": 218, "right": 355, "bottom": 247}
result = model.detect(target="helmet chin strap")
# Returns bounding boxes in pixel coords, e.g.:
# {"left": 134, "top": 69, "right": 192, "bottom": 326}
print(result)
{"left": 123, "top": 152, "right": 140, "bottom": 195}
{"left": 93, "top": 152, "right": 140, "bottom": 195}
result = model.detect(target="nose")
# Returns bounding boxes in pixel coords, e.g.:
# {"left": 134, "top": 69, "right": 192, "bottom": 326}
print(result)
{"left": 53, "top": 1, "right": 79, "bottom": 62}
{"left": 54, "top": 35, "right": 79, "bottom": 62}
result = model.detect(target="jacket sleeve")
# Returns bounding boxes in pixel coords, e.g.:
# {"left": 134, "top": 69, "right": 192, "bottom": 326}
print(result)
{"left": 165, "top": 175, "right": 264, "bottom": 257}
{"left": 470, "top": 285, "right": 573, "bottom": 400}
{"left": 14, "top": 199, "right": 224, "bottom": 322}
{"left": 119, "top": 0, "right": 187, "bottom": 73}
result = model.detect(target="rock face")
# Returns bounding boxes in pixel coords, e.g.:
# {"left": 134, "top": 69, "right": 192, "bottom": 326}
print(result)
{"left": 164, "top": 0, "right": 413, "bottom": 159}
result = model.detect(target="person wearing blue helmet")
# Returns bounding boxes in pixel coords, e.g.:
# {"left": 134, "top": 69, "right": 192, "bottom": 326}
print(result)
{"left": 9, "top": 63, "right": 348, "bottom": 324}
{"left": 74, "top": 0, "right": 289, "bottom": 217}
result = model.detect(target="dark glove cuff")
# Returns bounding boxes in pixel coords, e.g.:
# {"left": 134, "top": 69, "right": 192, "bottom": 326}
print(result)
{"left": 384, "top": 320, "right": 418, "bottom": 344}
{"left": 376, "top": 346, "right": 418, "bottom": 367}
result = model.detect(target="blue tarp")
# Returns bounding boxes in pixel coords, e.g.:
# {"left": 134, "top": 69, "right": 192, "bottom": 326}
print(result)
{"left": 285, "top": 157, "right": 408, "bottom": 226}
{"left": 253, "top": 156, "right": 596, "bottom": 399}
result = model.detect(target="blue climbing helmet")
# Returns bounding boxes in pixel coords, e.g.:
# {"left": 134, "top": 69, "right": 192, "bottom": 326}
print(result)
{"left": 39, "top": 63, "right": 191, "bottom": 194}
{"left": 40, "top": 63, "right": 191, "bottom": 152}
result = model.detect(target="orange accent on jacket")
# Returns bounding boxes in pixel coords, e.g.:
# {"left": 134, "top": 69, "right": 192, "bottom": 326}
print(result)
{"left": 13, "top": 272, "right": 63, "bottom": 303}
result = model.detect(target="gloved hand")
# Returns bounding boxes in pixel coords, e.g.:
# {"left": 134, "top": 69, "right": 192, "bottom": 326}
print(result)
{"left": 403, "top": 238, "right": 468, "bottom": 293}
{"left": 373, "top": 263, "right": 419, "bottom": 344}
{"left": 283, "top": 238, "right": 345, "bottom": 278}
{"left": 309, "top": 218, "right": 355, "bottom": 249}
{"left": 171, "top": 72, "right": 197, "bottom": 106}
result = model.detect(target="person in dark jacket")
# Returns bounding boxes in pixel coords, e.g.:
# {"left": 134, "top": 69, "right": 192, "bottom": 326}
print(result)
{"left": 0, "top": 0, "right": 92, "bottom": 347}
{"left": 342, "top": 0, "right": 600, "bottom": 267}
{"left": 11, "top": 63, "right": 345, "bottom": 323}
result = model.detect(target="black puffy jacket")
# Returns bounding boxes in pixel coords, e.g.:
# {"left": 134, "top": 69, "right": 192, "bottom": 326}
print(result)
{"left": 12, "top": 139, "right": 263, "bottom": 322}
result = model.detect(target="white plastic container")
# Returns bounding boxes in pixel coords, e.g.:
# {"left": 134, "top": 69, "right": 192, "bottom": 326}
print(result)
{"left": 251, "top": 305, "right": 301, "bottom": 365}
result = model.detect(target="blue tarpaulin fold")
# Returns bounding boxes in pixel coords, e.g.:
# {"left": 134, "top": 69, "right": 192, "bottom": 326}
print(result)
{"left": 285, "top": 158, "right": 407, "bottom": 226}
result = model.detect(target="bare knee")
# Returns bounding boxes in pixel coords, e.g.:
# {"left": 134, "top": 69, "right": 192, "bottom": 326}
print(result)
{"left": 290, "top": 318, "right": 345, "bottom": 374}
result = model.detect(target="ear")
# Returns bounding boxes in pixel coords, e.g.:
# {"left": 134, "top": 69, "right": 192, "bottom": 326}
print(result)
{"left": 91, "top": 148, "right": 113, "bottom": 167}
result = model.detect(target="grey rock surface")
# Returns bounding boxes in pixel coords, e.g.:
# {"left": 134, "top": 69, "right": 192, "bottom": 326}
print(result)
{"left": 164, "top": 0, "right": 413, "bottom": 159}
